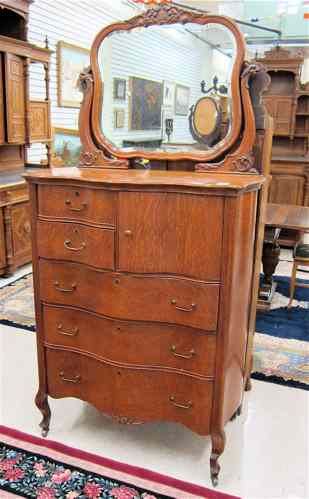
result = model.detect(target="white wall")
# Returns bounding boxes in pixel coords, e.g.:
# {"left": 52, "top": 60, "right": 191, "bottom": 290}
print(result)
{"left": 27, "top": 0, "right": 137, "bottom": 163}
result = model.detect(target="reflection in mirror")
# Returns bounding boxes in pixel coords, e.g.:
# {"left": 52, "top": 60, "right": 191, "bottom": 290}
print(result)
{"left": 98, "top": 22, "right": 236, "bottom": 155}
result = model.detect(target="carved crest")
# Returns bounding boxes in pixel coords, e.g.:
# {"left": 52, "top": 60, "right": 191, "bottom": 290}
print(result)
{"left": 262, "top": 46, "right": 302, "bottom": 60}
{"left": 127, "top": 4, "right": 204, "bottom": 28}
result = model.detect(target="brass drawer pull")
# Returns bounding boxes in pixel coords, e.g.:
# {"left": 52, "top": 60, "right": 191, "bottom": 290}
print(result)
{"left": 65, "top": 200, "right": 87, "bottom": 212}
{"left": 64, "top": 239, "right": 86, "bottom": 252}
{"left": 59, "top": 371, "right": 81, "bottom": 384}
{"left": 169, "top": 396, "right": 193, "bottom": 410}
{"left": 54, "top": 281, "right": 77, "bottom": 293}
{"left": 170, "top": 345, "right": 196, "bottom": 359}
{"left": 170, "top": 299, "right": 196, "bottom": 312}
{"left": 124, "top": 229, "right": 133, "bottom": 237}
{"left": 57, "top": 324, "right": 79, "bottom": 337}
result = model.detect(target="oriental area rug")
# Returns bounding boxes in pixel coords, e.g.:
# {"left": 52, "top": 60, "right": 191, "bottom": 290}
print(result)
{"left": 0, "top": 273, "right": 308, "bottom": 390}
{"left": 0, "top": 426, "right": 238, "bottom": 499}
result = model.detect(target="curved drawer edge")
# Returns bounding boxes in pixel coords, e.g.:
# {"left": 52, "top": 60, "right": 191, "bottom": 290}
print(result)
{"left": 45, "top": 343, "right": 215, "bottom": 380}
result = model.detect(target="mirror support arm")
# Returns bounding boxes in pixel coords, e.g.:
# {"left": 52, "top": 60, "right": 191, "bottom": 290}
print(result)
{"left": 78, "top": 66, "right": 129, "bottom": 169}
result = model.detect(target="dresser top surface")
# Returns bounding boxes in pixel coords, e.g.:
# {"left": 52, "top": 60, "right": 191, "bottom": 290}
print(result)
{"left": 24, "top": 168, "right": 265, "bottom": 193}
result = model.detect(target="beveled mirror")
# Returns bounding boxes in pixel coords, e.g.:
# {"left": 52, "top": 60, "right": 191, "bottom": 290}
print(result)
{"left": 79, "top": 5, "right": 259, "bottom": 170}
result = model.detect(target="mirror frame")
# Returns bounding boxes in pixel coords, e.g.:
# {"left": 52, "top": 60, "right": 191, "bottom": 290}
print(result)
{"left": 78, "top": 5, "right": 260, "bottom": 171}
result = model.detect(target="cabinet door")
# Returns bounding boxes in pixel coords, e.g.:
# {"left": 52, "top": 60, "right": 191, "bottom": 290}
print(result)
{"left": 0, "top": 209, "right": 6, "bottom": 270}
{"left": 11, "top": 202, "right": 31, "bottom": 262}
{"left": 5, "top": 53, "right": 25, "bottom": 143}
{"left": 0, "top": 54, "right": 5, "bottom": 144}
{"left": 29, "top": 101, "right": 50, "bottom": 141}
{"left": 269, "top": 174, "right": 305, "bottom": 205}
{"left": 263, "top": 96, "right": 293, "bottom": 136}
{"left": 118, "top": 192, "right": 223, "bottom": 281}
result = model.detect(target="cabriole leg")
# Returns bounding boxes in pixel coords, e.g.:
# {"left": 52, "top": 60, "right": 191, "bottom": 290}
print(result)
{"left": 210, "top": 430, "right": 226, "bottom": 487}
{"left": 35, "top": 390, "right": 51, "bottom": 437}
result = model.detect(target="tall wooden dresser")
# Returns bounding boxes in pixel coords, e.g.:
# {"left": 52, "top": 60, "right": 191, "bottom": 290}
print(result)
{"left": 0, "top": 0, "right": 52, "bottom": 276}
{"left": 26, "top": 5, "right": 268, "bottom": 486}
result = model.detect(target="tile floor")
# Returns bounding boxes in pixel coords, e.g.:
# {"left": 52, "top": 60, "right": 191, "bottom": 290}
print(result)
{"left": 0, "top": 260, "right": 308, "bottom": 499}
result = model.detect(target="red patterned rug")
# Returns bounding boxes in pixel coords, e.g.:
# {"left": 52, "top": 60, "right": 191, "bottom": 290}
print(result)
{"left": 0, "top": 426, "right": 239, "bottom": 499}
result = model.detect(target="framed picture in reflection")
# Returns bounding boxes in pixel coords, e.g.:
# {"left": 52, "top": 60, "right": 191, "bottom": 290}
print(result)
{"left": 129, "top": 76, "right": 163, "bottom": 131}
{"left": 114, "top": 109, "right": 125, "bottom": 129}
{"left": 113, "top": 78, "right": 126, "bottom": 100}
{"left": 175, "top": 84, "right": 190, "bottom": 116}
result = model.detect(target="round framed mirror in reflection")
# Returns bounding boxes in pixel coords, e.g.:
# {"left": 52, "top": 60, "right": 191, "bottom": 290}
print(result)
{"left": 91, "top": 13, "right": 245, "bottom": 161}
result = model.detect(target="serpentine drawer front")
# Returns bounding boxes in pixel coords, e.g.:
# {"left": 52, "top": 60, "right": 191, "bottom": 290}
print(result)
{"left": 38, "top": 185, "right": 116, "bottom": 227}
{"left": 39, "top": 260, "right": 220, "bottom": 331}
{"left": 46, "top": 347, "right": 214, "bottom": 435}
{"left": 43, "top": 304, "right": 217, "bottom": 377}
{"left": 37, "top": 220, "right": 115, "bottom": 270}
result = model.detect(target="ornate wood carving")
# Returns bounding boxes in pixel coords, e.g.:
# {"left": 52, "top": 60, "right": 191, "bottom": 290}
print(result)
{"left": 78, "top": 67, "right": 128, "bottom": 169}
{"left": 231, "top": 152, "right": 256, "bottom": 173}
{"left": 112, "top": 415, "right": 144, "bottom": 425}
{"left": 127, "top": 4, "right": 205, "bottom": 27}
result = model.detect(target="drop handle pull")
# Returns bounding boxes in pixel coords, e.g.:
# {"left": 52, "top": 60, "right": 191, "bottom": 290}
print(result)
{"left": 59, "top": 371, "right": 81, "bottom": 384}
{"left": 170, "top": 345, "right": 196, "bottom": 359}
{"left": 169, "top": 396, "right": 193, "bottom": 410}
{"left": 64, "top": 239, "right": 86, "bottom": 252}
{"left": 54, "top": 281, "right": 77, "bottom": 293}
{"left": 65, "top": 199, "right": 87, "bottom": 212}
{"left": 57, "top": 324, "right": 79, "bottom": 337}
{"left": 170, "top": 299, "right": 197, "bottom": 312}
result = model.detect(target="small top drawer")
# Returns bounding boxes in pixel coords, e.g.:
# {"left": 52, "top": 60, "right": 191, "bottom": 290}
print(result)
{"left": 38, "top": 185, "right": 116, "bottom": 227}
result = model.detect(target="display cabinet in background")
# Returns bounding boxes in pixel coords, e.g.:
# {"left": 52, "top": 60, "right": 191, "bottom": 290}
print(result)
{"left": 0, "top": 0, "right": 52, "bottom": 276}
{"left": 257, "top": 47, "right": 309, "bottom": 244}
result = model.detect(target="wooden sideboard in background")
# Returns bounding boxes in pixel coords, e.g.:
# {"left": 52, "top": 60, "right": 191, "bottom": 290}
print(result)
{"left": 0, "top": 0, "right": 52, "bottom": 276}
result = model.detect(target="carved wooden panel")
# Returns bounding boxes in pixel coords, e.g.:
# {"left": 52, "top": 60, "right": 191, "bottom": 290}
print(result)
{"left": 263, "top": 96, "right": 293, "bottom": 136}
{"left": 269, "top": 174, "right": 305, "bottom": 205}
{"left": 29, "top": 101, "right": 50, "bottom": 142}
{"left": 0, "top": 209, "right": 6, "bottom": 270}
{"left": 0, "top": 54, "right": 5, "bottom": 144}
{"left": 5, "top": 53, "right": 25, "bottom": 144}
{"left": 11, "top": 201, "right": 31, "bottom": 260}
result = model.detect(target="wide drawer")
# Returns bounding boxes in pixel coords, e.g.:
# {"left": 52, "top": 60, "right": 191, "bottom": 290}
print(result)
{"left": 39, "top": 261, "right": 219, "bottom": 330}
{"left": 37, "top": 221, "right": 114, "bottom": 270}
{"left": 46, "top": 347, "right": 213, "bottom": 435}
{"left": 43, "top": 304, "right": 216, "bottom": 377}
{"left": 38, "top": 185, "right": 115, "bottom": 226}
